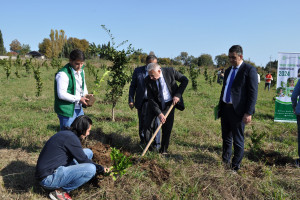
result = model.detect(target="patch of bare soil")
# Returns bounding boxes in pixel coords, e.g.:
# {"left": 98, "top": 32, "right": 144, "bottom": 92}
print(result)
{"left": 88, "top": 140, "right": 170, "bottom": 188}
{"left": 90, "top": 142, "right": 112, "bottom": 167}
{"left": 248, "top": 149, "right": 294, "bottom": 166}
{"left": 139, "top": 159, "right": 170, "bottom": 185}
{"left": 84, "top": 128, "right": 137, "bottom": 154}
{"left": 89, "top": 141, "right": 134, "bottom": 189}
{"left": 263, "top": 150, "right": 294, "bottom": 166}
{"left": 92, "top": 173, "right": 115, "bottom": 189}
{"left": 243, "top": 165, "right": 265, "bottom": 178}
{"left": 88, "top": 142, "right": 114, "bottom": 188}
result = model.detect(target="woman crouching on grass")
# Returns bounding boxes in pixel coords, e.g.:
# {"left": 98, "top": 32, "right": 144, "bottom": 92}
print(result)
{"left": 35, "top": 115, "right": 110, "bottom": 200}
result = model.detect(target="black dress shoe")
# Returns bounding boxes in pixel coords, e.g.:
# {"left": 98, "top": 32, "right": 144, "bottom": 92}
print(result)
{"left": 159, "top": 147, "right": 168, "bottom": 155}
{"left": 231, "top": 165, "right": 240, "bottom": 172}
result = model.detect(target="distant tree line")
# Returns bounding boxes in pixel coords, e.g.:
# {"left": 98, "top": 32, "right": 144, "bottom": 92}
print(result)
{"left": 0, "top": 29, "right": 279, "bottom": 70}
{"left": 0, "top": 30, "right": 6, "bottom": 55}
{"left": 0, "top": 29, "right": 31, "bottom": 56}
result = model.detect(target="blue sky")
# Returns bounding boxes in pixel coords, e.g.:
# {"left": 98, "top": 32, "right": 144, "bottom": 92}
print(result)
{"left": 1, "top": 0, "right": 299, "bottom": 67}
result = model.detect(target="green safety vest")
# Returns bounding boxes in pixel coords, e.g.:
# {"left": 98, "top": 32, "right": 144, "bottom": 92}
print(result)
{"left": 54, "top": 63, "right": 85, "bottom": 117}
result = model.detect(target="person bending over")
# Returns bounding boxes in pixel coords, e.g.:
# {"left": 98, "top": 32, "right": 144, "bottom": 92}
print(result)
{"left": 35, "top": 115, "right": 109, "bottom": 200}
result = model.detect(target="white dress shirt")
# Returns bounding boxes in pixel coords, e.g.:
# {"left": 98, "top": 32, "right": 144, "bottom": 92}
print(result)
{"left": 222, "top": 61, "right": 243, "bottom": 104}
{"left": 56, "top": 68, "right": 88, "bottom": 109}
{"left": 157, "top": 73, "right": 172, "bottom": 102}
{"left": 144, "top": 66, "right": 148, "bottom": 99}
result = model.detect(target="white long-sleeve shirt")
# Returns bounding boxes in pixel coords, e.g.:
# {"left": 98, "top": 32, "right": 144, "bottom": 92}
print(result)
{"left": 56, "top": 68, "right": 88, "bottom": 109}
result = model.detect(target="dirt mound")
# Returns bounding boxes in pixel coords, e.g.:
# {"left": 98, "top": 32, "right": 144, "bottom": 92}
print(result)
{"left": 89, "top": 142, "right": 114, "bottom": 188}
{"left": 139, "top": 159, "right": 170, "bottom": 185}
{"left": 89, "top": 142, "right": 169, "bottom": 188}
{"left": 90, "top": 142, "right": 112, "bottom": 167}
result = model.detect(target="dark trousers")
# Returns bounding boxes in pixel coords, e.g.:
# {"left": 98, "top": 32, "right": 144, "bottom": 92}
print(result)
{"left": 159, "top": 101, "right": 175, "bottom": 152}
{"left": 138, "top": 101, "right": 161, "bottom": 147}
{"left": 265, "top": 82, "right": 271, "bottom": 91}
{"left": 221, "top": 104, "right": 245, "bottom": 169}
{"left": 296, "top": 115, "right": 300, "bottom": 159}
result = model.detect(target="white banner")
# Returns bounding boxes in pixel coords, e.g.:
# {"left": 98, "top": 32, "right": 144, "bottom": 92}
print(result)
{"left": 275, "top": 52, "right": 300, "bottom": 122}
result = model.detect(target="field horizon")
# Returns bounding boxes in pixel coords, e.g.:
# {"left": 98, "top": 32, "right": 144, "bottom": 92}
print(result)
{"left": 0, "top": 58, "right": 299, "bottom": 200}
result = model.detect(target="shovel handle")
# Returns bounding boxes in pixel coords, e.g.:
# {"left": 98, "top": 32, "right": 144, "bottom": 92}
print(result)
{"left": 140, "top": 104, "right": 175, "bottom": 157}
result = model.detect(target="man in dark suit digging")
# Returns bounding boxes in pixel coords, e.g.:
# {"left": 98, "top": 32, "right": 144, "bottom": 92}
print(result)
{"left": 144, "top": 63, "right": 188, "bottom": 154}
{"left": 128, "top": 55, "right": 161, "bottom": 147}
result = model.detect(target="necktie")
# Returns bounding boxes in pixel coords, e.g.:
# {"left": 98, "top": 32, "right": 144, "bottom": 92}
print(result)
{"left": 158, "top": 78, "right": 166, "bottom": 110}
{"left": 144, "top": 69, "right": 147, "bottom": 99}
{"left": 225, "top": 68, "right": 237, "bottom": 103}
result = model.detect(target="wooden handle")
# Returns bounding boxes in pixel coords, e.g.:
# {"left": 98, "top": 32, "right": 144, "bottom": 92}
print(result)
{"left": 141, "top": 104, "right": 175, "bottom": 157}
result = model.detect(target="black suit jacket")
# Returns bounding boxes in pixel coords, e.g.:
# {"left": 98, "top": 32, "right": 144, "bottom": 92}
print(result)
{"left": 219, "top": 62, "right": 258, "bottom": 117}
{"left": 128, "top": 65, "right": 147, "bottom": 110}
{"left": 145, "top": 67, "right": 189, "bottom": 116}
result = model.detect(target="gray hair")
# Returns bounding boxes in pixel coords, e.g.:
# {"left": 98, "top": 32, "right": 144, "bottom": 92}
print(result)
{"left": 147, "top": 63, "right": 161, "bottom": 72}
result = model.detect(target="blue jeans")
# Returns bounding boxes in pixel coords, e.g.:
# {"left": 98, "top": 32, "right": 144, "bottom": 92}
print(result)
{"left": 58, "top": 107, "right": 84, "bottom": 130}
{"left": 297, "top": 116, "right": 300, "bottom": 159}
{"left": 39, "top": 148, "right": 96, "bottom": 192}
{"left": 265, "top": 83, "right": 271, "bottom": 91}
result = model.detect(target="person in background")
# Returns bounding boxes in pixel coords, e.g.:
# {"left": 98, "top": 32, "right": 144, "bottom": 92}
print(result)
{"left": 220, "top": 69, "right": 224, "bottom": 85}
{"left": 128, "top": 55, "right": 161, "bottom": 147}
{"left": 54, "top": 49, "right": 92, "bottom": 130}
{"left": 278, "top": 88, "right": 285, "bottom": 97}
{"left": 144, "top": 63, "right": 188, "bottom": 154}
{"left": 264, "top": 71, "right": 273, "bottom": 91}
{"left": 36, "top": 115, "right": 110, "bottom": 200}
{"left": 257, "top": 68, "right": 260, "bottom": 84}
{"left": 291, "top": 81, "right": 300, "bottom": 167}
{"left": 218, "top": 45, "right": 258, "bottom": 172}
{"left": 217, "top": 69, "right": 224, "bottom": 85}
{"left": 217, "top": 69, "right": 222, "bottom": 84}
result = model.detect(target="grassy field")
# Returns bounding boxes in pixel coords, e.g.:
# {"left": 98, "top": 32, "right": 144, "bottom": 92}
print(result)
{"left": 0, "top": 59, "right": 299, "bottom": 200}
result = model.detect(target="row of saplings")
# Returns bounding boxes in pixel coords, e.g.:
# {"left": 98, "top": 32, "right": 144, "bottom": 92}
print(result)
{"left": 0, "top": 56, "right": 63, "bottom": 97}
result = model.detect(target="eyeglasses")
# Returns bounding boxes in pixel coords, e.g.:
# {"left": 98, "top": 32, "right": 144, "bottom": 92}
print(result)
{"left": 228, "top": 56, "right": 237, "bottom": 60}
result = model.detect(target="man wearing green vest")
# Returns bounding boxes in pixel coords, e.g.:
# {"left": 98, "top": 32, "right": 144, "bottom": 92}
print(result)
{"left": 55, "top": 49, "right": 91, "bottom": 130}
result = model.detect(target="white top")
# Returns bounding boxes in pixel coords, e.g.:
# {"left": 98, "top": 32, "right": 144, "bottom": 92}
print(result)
{"left": 222, "top": 61, "right": 243, "bottom": 104}
{"left": 144, "top": 66, "right": 148, "bottom": 99}
{"left": 157, "top": 72, "right": 172, "bottom": 102}
{"left": 56, "top": 68, "right": 88, "bottom": 109}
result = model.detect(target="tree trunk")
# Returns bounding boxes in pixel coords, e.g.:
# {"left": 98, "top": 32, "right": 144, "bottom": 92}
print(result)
{"left": 112, "top": 103, "right": 115, "bottom": 122}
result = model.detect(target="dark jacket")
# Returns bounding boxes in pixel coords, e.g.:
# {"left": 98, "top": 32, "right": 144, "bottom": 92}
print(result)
{"left": 128, "top": 66, "right": 147, "bottom": 110}
{"left": 35, "top": 130, "right": 97, "bottom": 180}
{"left": 219, "top": 62, "right": 258, "bottom": 117}
{"left": 145, "top": 67, "right": 189, "bottom": 116}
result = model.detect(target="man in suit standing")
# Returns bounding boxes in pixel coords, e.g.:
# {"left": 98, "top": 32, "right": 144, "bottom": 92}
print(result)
{"left": 128, "top": 55, "right": 161, "bottom": 147}
{"left": 145, "top": 63, "right": 188, "bottom": 154}
{"left": 218, "top": 45, "right": 258, "bottom": 172}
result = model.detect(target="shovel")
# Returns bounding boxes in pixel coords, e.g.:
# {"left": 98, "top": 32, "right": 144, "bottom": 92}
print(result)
{"left": 140, "top": 104, "right": 175, "bottom": 157}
